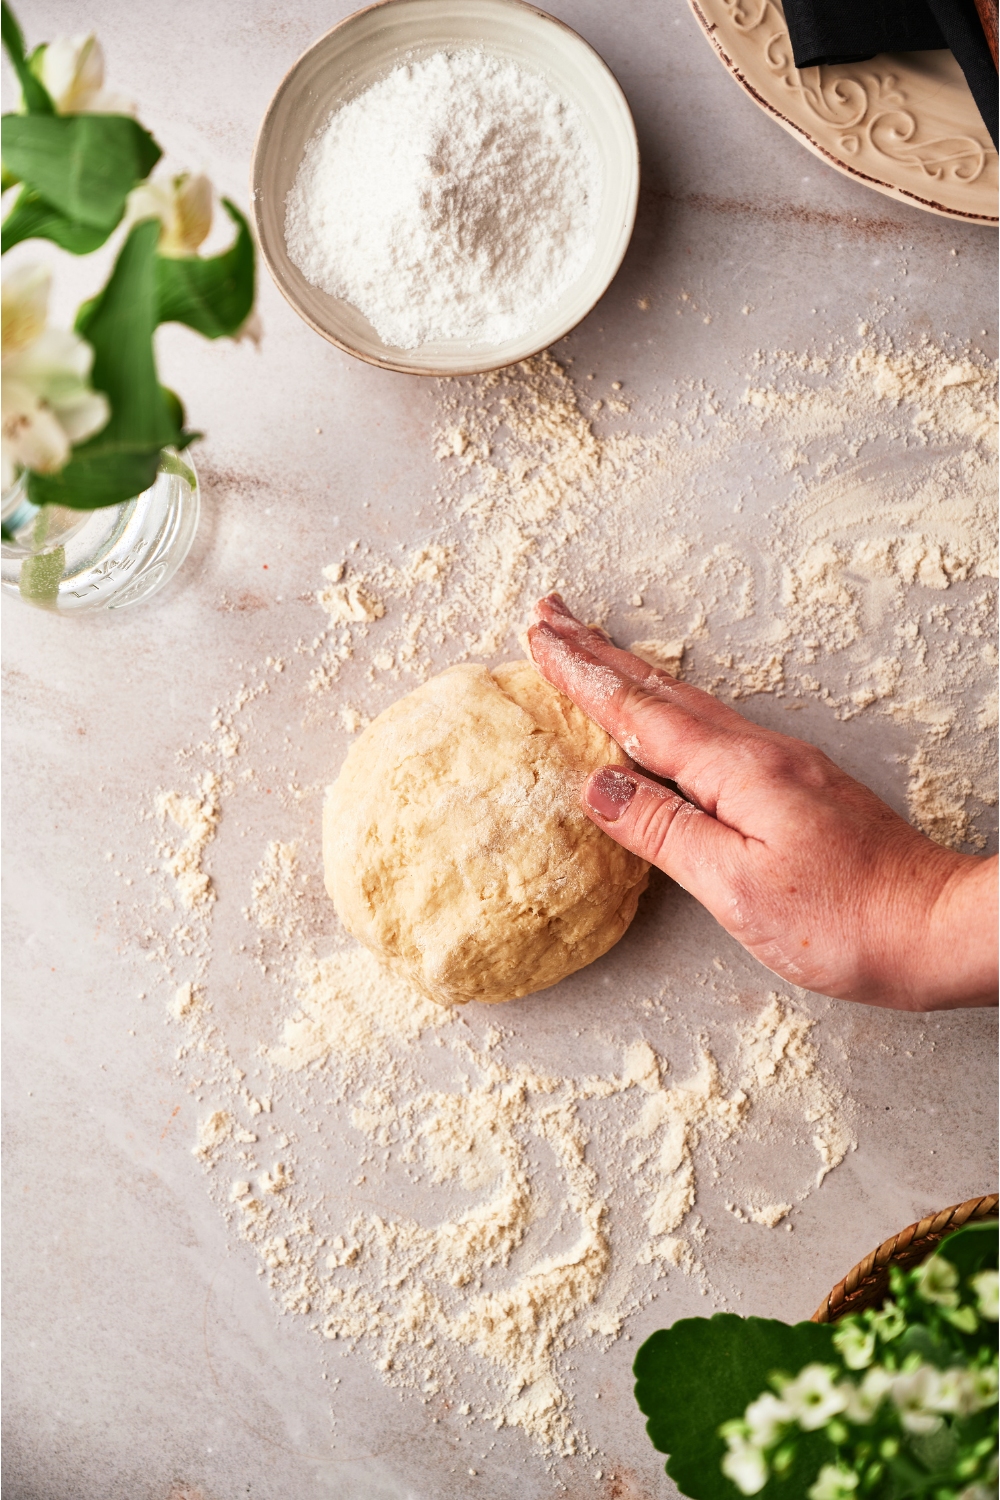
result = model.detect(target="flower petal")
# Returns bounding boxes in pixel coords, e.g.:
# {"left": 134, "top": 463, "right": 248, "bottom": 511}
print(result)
{"left": 37, "top": 33, "right": 102, "bottom": 113}
{"left": 50, "top": 386, "right": 109, "bottom": 444}
{"left": 1, "top": 266, "right": 51, "bottom": 356}
{"left": 1, "top": 380, "right": 71, "bottom": 476}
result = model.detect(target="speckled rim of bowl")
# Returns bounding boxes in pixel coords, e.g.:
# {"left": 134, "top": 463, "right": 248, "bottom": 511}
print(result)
{"left": 250, "top": 0, "right": 641, "bottom": 376}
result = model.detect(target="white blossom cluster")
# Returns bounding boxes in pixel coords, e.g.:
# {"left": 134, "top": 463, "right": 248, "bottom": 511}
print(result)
{"left": 2, "top": 28, "right": 242, "bottom": 499}
{"left": 720, "top": 1265, "right": 999, "bottom": 1499}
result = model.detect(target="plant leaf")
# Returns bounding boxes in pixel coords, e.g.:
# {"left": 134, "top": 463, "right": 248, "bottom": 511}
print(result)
{"left": 1, "top": 184, "right": 110, "bottom": 253}
{"left": 931, "top": 1220, "right": 997, "bottom": 1280}
{"left": 1, "top": 112, "right": 160, "bottom": 229}
{"left": 28, "top": 220, "right": 186, "bottom": 511}
{"left": 1, "top": 1, "right": 54, "bottom": 113}
{"left": 633, "top": 1314, "right": 838, "bottom": 1500}
{"left": 158, "top": 450, "right": 196, "bottom": 487}
{"left": 155, "top": 199, "right": 255, "bottom": 337}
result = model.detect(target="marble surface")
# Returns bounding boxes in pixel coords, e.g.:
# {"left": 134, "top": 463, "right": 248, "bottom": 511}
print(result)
{"left": 2, "top": 4, "right": 997, "bottom": 1499}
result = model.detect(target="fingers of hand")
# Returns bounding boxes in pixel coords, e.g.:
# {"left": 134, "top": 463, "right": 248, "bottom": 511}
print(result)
{"left": 533, "top": 595, "right": 668, "bottom": 690}
{"left": 534, "top": 593, "right": 613, "bottom": 642}
{"left": 530, "top": 597, "right": 746, "bottom": 728}
{"left": 527, "top": 618, "right": 733, "bottom": 789}
{"left": 583, "top": 765, "right": 743, "bottom": 902}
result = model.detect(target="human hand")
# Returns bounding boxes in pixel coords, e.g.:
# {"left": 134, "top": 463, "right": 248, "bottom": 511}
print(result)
{"left": 527, "top": 594, "right": 998, "bottom": 1010}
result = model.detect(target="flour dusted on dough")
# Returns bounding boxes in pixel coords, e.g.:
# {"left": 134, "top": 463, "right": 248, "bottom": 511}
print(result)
{"left": 323, "top": 660, "right": 649, "bottom": 1005}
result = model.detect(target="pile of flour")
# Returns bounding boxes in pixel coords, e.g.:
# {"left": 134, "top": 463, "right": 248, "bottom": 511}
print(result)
{"left": 284, "top": 49, "right": 602, "bottom": 349}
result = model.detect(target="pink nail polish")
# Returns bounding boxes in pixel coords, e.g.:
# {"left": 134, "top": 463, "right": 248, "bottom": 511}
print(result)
{"left": 586, "top": 766, "right": 636, "bottom": 821}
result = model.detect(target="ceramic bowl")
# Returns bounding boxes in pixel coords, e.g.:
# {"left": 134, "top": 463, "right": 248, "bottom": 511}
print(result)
{"left": 251, "top": 0, "right": 640, "bottom": 375}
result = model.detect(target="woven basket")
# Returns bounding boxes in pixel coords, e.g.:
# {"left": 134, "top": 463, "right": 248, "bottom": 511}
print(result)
{"left": 811, "top": 1194, "right": 999, "bottom": 1325}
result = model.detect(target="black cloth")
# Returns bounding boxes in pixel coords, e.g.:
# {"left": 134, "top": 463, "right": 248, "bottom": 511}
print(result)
{"left": 782, "top": 0, "right": 998, "bottom": 147}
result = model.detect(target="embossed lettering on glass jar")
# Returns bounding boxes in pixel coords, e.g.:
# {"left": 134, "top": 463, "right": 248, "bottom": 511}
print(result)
{"left": 0, "top": 448, "right": 200, "bottom": 613}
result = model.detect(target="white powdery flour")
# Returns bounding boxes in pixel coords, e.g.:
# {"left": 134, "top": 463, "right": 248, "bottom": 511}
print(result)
{"left": 284, "top": 50, "right": 602, "bottom": 349}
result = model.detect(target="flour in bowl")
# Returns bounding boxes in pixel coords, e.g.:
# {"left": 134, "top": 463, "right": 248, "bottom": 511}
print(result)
{"left": 284, "top": 49, "right": 602, "bottom": 349}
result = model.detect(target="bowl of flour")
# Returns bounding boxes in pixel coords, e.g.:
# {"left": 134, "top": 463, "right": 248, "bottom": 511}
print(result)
{"left": 251, "top": 0, "right": 639, "bottom": 375}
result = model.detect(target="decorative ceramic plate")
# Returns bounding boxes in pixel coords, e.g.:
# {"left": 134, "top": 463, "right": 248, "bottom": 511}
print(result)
{"left": 689, "top": 0, "right": 998, "bottom": 224}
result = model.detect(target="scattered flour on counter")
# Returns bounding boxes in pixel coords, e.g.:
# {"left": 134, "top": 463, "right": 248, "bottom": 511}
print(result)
{"left": 628, "top": 639, "right": 686, "bottom": 677}
{"left": 194, "top": 1108, "right": 232, "bottom": 1158}
{"left": 306, "top": 341, "right": 994, "bottom": 854}
{"left": 247, "top": 841, "right": 304, "bottom": 945}
{"left": 126, "top": 332, "right": 994, "bottom": 1469}
{"left": 269, "top": 946, "right": 452, "bottom": 1077}
{"left": 316, "top": 562, "right": 384, "bottom": 624}
{"left": 907, "top": 747, "right": 985, "bottom": 851}
{"left": 285, "top": 50, "right": 602, "bottom": 349}
{"left": 169, "top": 911, "right": 852, "bottom": 1454}
{"left": 738, "top": 995, "right": 852, "bottom": 1189}
{"left": 155, "top": 771, "right": 221, "bottom": 908}
{"left": 749, "top": 1203, "right": 793, "bottom": 1228}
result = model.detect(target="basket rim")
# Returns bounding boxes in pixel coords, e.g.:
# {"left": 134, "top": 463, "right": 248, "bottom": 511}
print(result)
{"left": 811, "top": 1193, "right": 999, "bottom": 1324}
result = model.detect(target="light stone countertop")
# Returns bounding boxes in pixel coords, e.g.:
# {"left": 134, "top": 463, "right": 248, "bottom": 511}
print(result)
{"left": 3, "top": 4, "right": 997, "bottom": 1499}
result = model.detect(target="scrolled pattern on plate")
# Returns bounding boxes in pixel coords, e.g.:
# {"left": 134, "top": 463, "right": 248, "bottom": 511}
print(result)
{"left": 692, "top": 0, "right": 998, "bottom": 222}
{"left": 868, "top": 111, "right": 986, "bottom": 183}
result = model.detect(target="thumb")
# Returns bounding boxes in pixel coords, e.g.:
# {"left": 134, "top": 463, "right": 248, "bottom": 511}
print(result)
{"left": 584, "top": 765, "right": 746, "bottom": 904}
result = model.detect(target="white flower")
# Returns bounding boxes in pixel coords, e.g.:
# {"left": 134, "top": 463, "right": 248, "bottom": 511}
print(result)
{"left": 891, "top": 1365, "right": 945, "bottom": 1434}
{"left": 777, "top": 1364, "right": 848, "bottom": 1431}
{"left": 1, "top": 266, "right": 109, "bottom": 491}
{"left": 31, "top": 33, "right": 133, "bottom": 115}
{"left": 807, "top": 1463, "right": 860, "bottom": 1500}
{"left": 721, "top": 1435, "right": 769, "bottom": 1496}
{"left": 128, "top": 173, "right": 213, "bottom": 258}
{"left": 958, "top": 1362, "right": 999, "bottom": 1414}
{"left": 841, "top": 1365, "right": 893, "bottom": 1424}
{"left": 930, "top": 1366, "right": 980, "bottom": 1416}
{"left": 870, "top": 1301, "right": 906, "bottom": 1342}
{"left": 971, "top": 1270, "right": 999, "bottom": 1321}
{"left": 833, "top": 1321, "right": 876, "bottom": 1370}
{"left": 914, "top": 1255, "right": 960, "bottom": 1308}
{"left": 743, "top": 1391, "right": 791, "bottom": 1448}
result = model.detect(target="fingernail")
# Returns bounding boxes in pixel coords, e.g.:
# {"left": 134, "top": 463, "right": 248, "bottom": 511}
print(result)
{"left": 585, "top": 766, "right": 637, "bottom": 822}
{"left": 545, "top": 592, "right": 572, "bottom": 616}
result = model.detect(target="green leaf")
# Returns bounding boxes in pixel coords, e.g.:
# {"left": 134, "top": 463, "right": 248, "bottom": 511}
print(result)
{"left": 1, "top": 184, "right": 110, "bottom": 253}
{"left": 1, "top": 1, "right": 54, "bottom": 113}
{"left": 156, "top": 199, "right": 255, "bottom": 337}
{"left": 633, "top": 1314, "right": 838, "bottom": 1500}
{"left": 28, "top": 219, "right": 186, "bottom": 511}
{"left": 932, "top": 1221, "right": 997, "bottom": 1280}
{"left": 1, "top": 112, "right": 160, "bottom": 229}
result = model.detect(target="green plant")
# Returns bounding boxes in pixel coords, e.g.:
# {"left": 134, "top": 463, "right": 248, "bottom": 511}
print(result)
{"left": 634, "top": 1222, "right": 998, "bottom": 1500}
{"left": 1, "top": 1, "right": 255, "bottom": 531}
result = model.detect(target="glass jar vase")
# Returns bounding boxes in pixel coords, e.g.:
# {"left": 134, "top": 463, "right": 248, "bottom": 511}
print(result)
{"left": 0, "top": 448, "right": 200, "bottom": 613}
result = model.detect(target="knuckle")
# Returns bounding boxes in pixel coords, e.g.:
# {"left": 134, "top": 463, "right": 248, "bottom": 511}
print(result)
{"left": 630, "top": 787, "right": 693, "bottom": 865}
{"left": 737, "top": 731, "right": 836, "bottom": 789}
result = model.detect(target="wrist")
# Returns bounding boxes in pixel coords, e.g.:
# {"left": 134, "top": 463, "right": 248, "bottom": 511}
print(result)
{"left": 881, "top": 850, "right": 998, "bottom": 1010}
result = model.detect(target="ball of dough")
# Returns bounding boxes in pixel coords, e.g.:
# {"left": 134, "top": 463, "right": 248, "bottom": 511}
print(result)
{"left": 323, "top": 661, "right": 649, "bottom": 1005}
